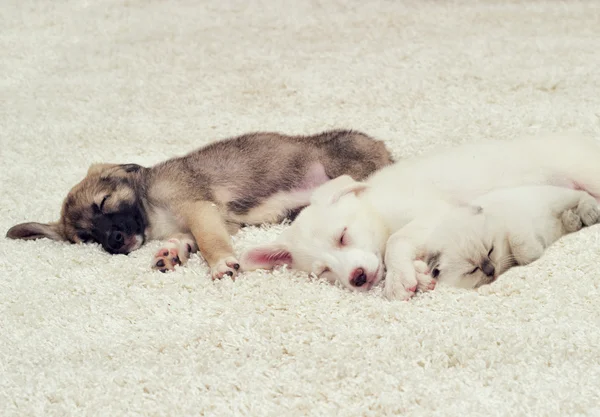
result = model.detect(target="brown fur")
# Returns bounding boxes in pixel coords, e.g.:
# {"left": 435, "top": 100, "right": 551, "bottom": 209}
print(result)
{"left": 6, "top": 129, "right": 393, "bottom": 278}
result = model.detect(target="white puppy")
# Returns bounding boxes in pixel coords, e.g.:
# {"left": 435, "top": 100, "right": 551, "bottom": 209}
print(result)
{"left": 241, "top": 134, "right": 600, "bottom": 300}
{"left": 420, "top": 186, "right": 600, "bottom": 290}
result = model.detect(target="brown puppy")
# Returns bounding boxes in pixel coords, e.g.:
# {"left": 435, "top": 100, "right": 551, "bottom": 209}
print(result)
{"left": 6, "top": 129, "right": 393, "bottom": 278}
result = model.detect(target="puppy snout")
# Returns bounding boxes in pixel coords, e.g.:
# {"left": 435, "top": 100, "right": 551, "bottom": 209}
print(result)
{"left": 108, "top": 230, "right": 124, "bottom": 249}
{"left": 350, "top": 268, "right": 367, "bottom": 287}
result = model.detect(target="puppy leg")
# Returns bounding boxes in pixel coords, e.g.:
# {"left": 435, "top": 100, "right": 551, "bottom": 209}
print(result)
{"left": 384, "top": 238, "right": 418, "bottom": 301}
{"left": 413, "top": 259, "right": 436, "bottom": 292}
{"left": 179, "top": 201, "right": 240, "bottom": 280}
{"left": 508, "top": 232, "right": 545, "bottom": 266}
{"left": 151, "top": 233, "right": 198, "bottom": 272}
{"left": 574, "top": 193, "right": 600, "bottom": 226}
{"left": 561, "top": 209, "right": 583, "bottom": 233}
{"left": 384, "top": 218, "right": 439, "bottom": 300}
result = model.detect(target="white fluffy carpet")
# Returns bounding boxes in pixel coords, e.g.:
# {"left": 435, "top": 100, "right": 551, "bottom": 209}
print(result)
{"left": 2, "top": 0, "right": 600, "bottom": 415}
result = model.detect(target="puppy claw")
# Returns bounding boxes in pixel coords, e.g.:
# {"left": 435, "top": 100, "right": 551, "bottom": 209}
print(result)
{"left": 383, "top": 263, "right": 433, "bottom": 300}
{"left": 211, "top": 256, "right": 240, "bottom": 280}
{"left": 151, "top": 236, "right": 197, "bottom": 272}
{"left": 152, "top": 248, "right": 182, "bottom": 272}
{"left": 383, "top": 273, "right": 417, "bottom": 301}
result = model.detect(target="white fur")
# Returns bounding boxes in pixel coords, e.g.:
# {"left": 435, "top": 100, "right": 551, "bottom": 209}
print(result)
{"left": 241, "top": 134, "right": 600, "bottom": 300}
{"left": 423, "top": 186, "right": 600, "bottom": 289}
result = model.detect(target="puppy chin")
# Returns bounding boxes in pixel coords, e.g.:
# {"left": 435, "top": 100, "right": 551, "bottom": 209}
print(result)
{"left": 120, "top": 234, "right": 145, "bottom": 254}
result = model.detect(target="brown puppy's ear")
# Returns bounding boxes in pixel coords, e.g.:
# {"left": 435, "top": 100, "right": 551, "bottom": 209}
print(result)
{"left": 6, "top": 222, "right": 65, "bottom": 241}
{"left": 87, "top": 163, "right": 119, "bottom": 176}
{"left": 87, "top": 163, "right": 144, "bottom": 178}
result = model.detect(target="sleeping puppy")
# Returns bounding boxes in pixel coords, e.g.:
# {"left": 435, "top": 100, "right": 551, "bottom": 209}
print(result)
{"left": 420, "top": 186, "right": 600, "bottom": 289}
{"left": 6, "top": 129, "right": 393, "bottom": 279}
{"left": 241, "top": 133, "right": 600, "bottom": 299}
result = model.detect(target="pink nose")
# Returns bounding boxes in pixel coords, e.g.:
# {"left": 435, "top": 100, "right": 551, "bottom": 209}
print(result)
{"left": 350, "top": 268, "right": 368, "bottom": 287}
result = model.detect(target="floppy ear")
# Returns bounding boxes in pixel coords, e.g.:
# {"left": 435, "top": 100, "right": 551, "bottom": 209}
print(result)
{"left": 456, "top": 202, "right": 483, "bottom": 216}
{"left": 240, "top": 243, "right": 293, "bottom": 271}
{"left": 88, "top": 163, "right": 145, "bottom": 178}
{"left": 464, "top": 204, "right": 483, "bottom": 215}
{"left": 310, "top": 175, "right": 369, "bottom": 206}
{"left": 119, "top": 163, "right": 144, "bottom": 173}
{"left": 6, "top": 222, "right": 65, "bottom": 241}
{"left": 87, "top": 163, "right": 119, "bottom": 176}
{"left": 426, "top": 251, "right": 441, "bottom": 269}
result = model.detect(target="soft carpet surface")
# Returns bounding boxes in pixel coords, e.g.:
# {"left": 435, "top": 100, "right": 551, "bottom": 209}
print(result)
{"left": 2, "top": 0, "right": 600, "bottom": 416}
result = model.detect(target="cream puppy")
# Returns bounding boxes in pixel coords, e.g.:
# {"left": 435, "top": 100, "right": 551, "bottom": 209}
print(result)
{"left": 421, "top": 186, "right": 600, "bottom": 289}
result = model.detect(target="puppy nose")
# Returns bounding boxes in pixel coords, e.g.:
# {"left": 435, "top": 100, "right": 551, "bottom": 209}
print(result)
{"left": 482, "top": 261, "right": 495, "bottom": 277}
{"left": 108, "top": 230, "right": 124, "bottom": 248}
{"left": 350, "top": 268, "right": 367, "bottom": 287}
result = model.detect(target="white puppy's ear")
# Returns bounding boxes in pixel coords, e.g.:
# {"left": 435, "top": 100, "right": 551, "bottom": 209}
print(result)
{"left": 471, "top": 205, "right": 483, "bottom": 215}
{"left": 461, "top": 204, "right": 483, "bottom": 215}
{"left": 456, "top": 202, "right": 484, "bottom": 215}
{"left": 240, "top": 243, "right": 293, "bottom": 271}
{"left": 310, "top": 175, "right": 369, "bottom": 205}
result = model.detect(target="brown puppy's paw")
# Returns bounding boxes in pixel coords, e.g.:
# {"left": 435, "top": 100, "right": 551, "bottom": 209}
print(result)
{"left": 151, "top": 236, "right": 196, "bottom": 272}
{"left": 211, "top": 256, "right": 240, "bottom": 280}
{"left": 152, "top": 247, "right": 182, "bottom": 272}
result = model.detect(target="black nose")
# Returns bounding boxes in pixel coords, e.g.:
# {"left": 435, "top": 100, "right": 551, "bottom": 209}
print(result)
{"left": 350, "top": 268, "right": 367, "bottom": 287}
{"left": 108, "top": 230, "right": 124, "bottom": 249}
{"left": 482, "top": 260, "right": 495, "bottom": 277}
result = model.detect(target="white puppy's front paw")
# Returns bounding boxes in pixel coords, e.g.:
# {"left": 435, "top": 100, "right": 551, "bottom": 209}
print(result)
{"left": 211, "top": 256, "right": 240, "bottom": 280}
{"left": 414, "top": 260, "right": 436, "bottom": 292}
{"left": 383, "top": 269, "right": 418, "bottom": 301}
{"left": 152, "top": 236, "right": 197, "bottom": 272}
{"left": 561, "top": 209, "right": 583, "bottom": 233}
{"left": 576, "top": 198, "right": 600, "bottom": 227}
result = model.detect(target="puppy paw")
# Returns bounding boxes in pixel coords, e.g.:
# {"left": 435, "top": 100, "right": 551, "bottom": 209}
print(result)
{"left": 211, "top": 256, "right": 241, "bottom": 280}
{"left": 561, "top": 209, "right": 583, "bottom": 233}
{"left": 151, "top": 236, "right": 196, "bottom": 272}
{"left": 383, "top": 269, "right": 418, "bottom": 301}
{"left": 576, "top": 198, "right": 600, "bottom": 227}
{"left": 414, "top": 260, "right": 436, "bottom": 292}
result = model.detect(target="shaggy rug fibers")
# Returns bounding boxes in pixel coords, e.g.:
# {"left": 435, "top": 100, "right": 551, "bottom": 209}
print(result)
{"left": 2, "top": 0, "right": 600, "bottom": 416}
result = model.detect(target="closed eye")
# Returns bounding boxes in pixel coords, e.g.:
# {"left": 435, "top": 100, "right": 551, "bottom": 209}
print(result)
{"left": 468, "top": 266, "right": 479, "bottom": 275}
{"left": 338, "top": 227, "right": 348, "bottom": 246}
{"left": 93, "top": 195, "right": 111, "bottom": 214}
{"left": 100, "top": 195, "right": 110, "bottom": 211}
{"left": 77, "top": 231, "right": 93, "bottom": 243}
{"left": 488, "top": 246, "right": 494, "bottom": 256}
{"left": 318, "top": 267, "right": 330, "bottom": 277}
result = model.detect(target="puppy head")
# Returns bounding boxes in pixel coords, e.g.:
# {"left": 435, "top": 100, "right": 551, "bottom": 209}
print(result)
{"left": 424, "top": 205, "right": 511, "bottom": 289}
{"left": 6, "top": 163, "right": 148, "bottom": 254}
{"left": 241, "top": 175, "right": 388, "bottom": 292}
